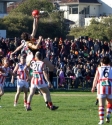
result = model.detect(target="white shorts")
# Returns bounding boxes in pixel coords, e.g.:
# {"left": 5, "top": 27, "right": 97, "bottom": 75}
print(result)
{"left": 26, "top": 54, "right": 33, "bottom": 65}
{"left": 17, "top": 79, "right": 29, "bottom": 88}
{"left": 30, "top": 82, "right": 48, "bottom": 89}
{"left": 98, "top": 94, "right": 112, "bottom": 99}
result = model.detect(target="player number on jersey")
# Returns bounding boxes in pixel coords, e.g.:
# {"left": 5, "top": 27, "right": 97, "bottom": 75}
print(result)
{"left": 103, "top": 68, "right": 109, "bottom": 78}
{"left": 34, "top": 63, "right": 40, "bottom": 71}
{"left": 30, "top": 61, "right": 35, "bottom": 69}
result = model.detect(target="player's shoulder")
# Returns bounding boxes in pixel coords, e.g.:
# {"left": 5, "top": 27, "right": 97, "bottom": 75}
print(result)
{"left": 37, "top": 60, "right": 44, "bottom": 63}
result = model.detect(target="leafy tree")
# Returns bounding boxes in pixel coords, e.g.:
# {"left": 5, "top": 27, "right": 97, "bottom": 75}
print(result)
{"left": 10, "top": 0, "right": 53, "bottom": 15}
{"left": 69, "top": 17, "right": 112, "bottom": 41}
{"left": 0, "top": 0, "right": 67, "bottom": 38}
{"left": 0, "top": 13, "right": 32, "bottom": 37}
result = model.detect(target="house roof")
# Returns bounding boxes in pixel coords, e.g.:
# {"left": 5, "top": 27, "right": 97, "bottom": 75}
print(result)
{"left": 60, "top": 0, "right": 100, "bottom": 3}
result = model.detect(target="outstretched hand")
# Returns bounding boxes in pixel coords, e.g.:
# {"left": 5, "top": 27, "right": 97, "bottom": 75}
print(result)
{"left": 39, "top": 36, "right": 42, "bottom": 41}
{"left": 33, "top": 15, "right": 40, "bottom": 19}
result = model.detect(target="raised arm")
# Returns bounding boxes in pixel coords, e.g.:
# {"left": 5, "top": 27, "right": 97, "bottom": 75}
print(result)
{"left": 27, "top": 36, "right": 42, "bottom": 50}
{"left": 31, "top": 16, "right": 39, "bottom": 39}
{"left": 11, "top": 44, "right": 23, "bottom": 55}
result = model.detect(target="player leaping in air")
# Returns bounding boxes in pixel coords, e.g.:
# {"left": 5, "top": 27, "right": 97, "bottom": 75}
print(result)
{"left": 11, "top": 10, "right": 54, "bottom": 81}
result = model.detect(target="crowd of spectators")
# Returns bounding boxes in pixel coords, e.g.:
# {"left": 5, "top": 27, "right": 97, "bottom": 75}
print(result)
{"left": 0, "top": 37, "right": 112, "bottom": 89}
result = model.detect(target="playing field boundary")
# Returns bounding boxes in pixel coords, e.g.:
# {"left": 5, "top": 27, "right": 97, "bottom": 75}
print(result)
{"left": 4, "top": 93, "right": 96, "bottom": 97}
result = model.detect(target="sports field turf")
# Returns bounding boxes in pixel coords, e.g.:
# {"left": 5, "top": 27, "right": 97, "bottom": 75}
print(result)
{"left": 0, "top": 91, "right": 110, "bottom": 125}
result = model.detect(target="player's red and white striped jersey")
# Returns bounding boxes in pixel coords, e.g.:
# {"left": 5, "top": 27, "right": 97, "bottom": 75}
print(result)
{"left": 0, "top": 66, "right": 10, "bottom": 85}
{"left": 97, "top": 66, "right": 112, "bottom": 94}
{"left": 31, "top": 60, "right": 45, "bottom": 85}
{"left": 17, "top": 63, "right": 27, "bottom": 81}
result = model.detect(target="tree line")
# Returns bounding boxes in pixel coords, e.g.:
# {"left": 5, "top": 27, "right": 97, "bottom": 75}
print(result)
{"left": 70, "top": 17, "right": 112, "bottom": 41}
{"left": 0, "top": 0, "right": 67, "bottom": 38}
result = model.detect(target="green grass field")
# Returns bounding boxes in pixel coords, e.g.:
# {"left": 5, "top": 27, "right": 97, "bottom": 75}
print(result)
{"left": 0, "top": 91, "right": 110, "bottom": 125}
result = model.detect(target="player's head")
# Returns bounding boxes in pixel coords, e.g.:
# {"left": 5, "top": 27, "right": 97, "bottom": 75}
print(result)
{"left": 102, "top": 56, "right": 110, "bottom": 65}
{"left": 35, "top": 51, "right": 42, "bottom": 60}
{"left": 2, "top": 57, "right": 9, "bottom": 67}
{"left": 21, "top": 32, "right": 30, "bottom": 41}
{"left": 20, "top": 54, "right": 26, "bottom": 64}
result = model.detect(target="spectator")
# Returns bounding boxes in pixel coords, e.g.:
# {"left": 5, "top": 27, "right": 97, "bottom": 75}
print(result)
{"left": 53, "top": 37, "right": 58, "bottom": 56}
{"left": 1, "top": 35, "right": 112, "bottom": 89}
{"left": 58, "top": 68, "right": 65, "bottom": 87}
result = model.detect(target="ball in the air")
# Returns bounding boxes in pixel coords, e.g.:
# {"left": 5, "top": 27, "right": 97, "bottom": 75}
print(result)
{"left": 32, "top": 10, "right": 39, "bottom": 17}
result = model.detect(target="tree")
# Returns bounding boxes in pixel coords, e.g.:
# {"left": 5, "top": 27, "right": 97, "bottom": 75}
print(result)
{"left": 0, "top": 0, "right": 67, "bottom": 38}
{"left": 10, "top": 0, "right": 53, "bottom": 15}
{"left": 0, "top": 13, "right": 32, "bottom": 37}
{"left": 69, "top": 17, "right": 112, "bottom": 41}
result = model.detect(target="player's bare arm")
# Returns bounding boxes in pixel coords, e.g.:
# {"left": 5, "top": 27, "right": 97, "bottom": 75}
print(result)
{"left": 11, "top": 44, "right": 23, "bottom": 55}
{"left": 24, "top": 67, "right": 30, "bottom": 81}
{"left": 28, "top": 36, "right": 42, "bottom": 50}
{"left": 11, "top": 64, "right": 19, "bottom": 84}
{"left": 91, "top": 70, "right": 99, "bottom": 92}
{"left": 42, "top": 64, "right": 51, "bottom": 86}
{"left": 31, "top": 16, "right": 39, "bottom": 39}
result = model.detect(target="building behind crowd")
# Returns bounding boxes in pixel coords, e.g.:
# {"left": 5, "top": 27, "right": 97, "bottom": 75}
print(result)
{"left": 59, "top": 0, "right": 112, "bottom": 27}
{"left": 1, "top": 0, "right": 112, "bottom": 27}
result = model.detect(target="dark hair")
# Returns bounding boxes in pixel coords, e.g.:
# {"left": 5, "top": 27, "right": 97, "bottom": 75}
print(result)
{"left": 35, "top": 51, "right": 41, "bottom": 60}
{"left": 100, "top": 58, "right": 103, "bottom": 63}
{"left": 102, "top": 56, "right": 110, "bottom": 65}
{"left": 21, "top": 32, "right": 29, "bottom": 41}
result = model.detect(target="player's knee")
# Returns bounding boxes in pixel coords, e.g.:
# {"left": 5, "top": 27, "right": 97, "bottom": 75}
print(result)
{"left": 29, "top": 91, "right": 34, "bottom": 97}
{"left": 16, "top": 90, "right": 21, "bottom": 95}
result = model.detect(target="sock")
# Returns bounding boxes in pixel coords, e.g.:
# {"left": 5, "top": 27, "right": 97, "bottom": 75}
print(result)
{"left": 14, "top": 101, "right": 17, "bottom": 104}
{"left": 48, "top": 102, "right": 53, "bottom": 108}
{"left": 107, "top": 102, "right": 112, "bottom": 117}
{"left": 24, "top": 100, "right": 27, "bottom": 104}
{"left": 99, "top": 106, "right": 104, "bottom": 122}
{"left": 27, "top": 102, "right": 30, "bottom": 107}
